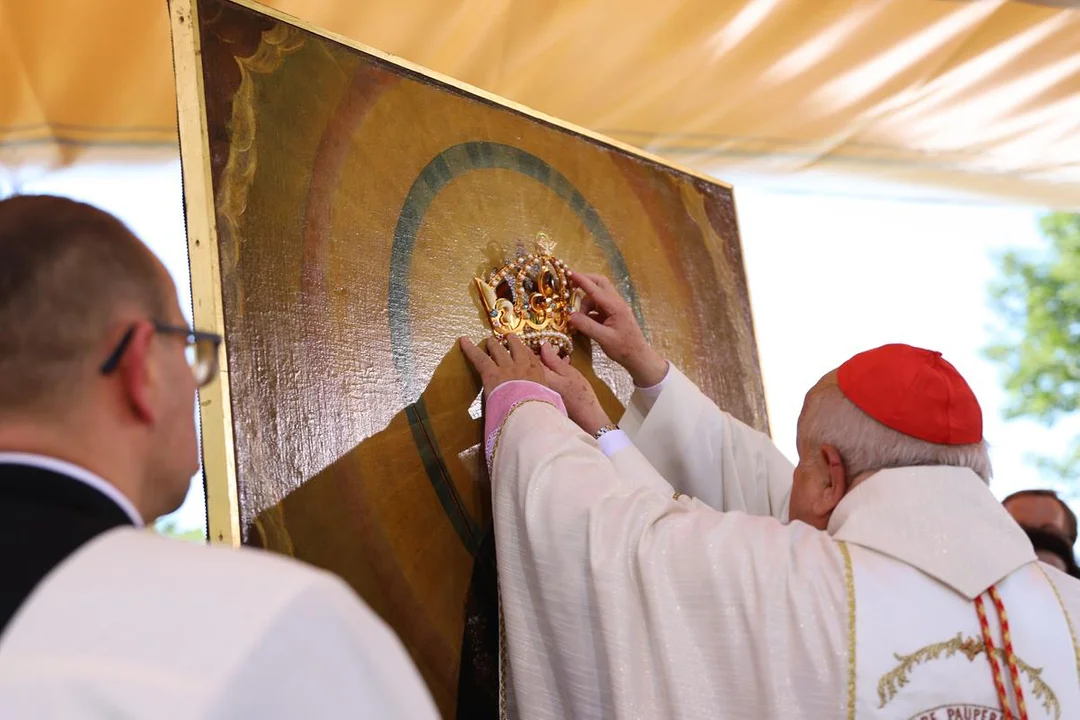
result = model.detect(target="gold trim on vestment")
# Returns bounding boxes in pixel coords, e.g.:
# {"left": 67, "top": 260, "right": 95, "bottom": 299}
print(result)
{"left": 489, "top": 397, "right": 562, "bottom": 720}
{"left": 838, "top": 540, "right": 857, "bottom": 720}
{"left": 499, "top": 592, "right": 509, "bottom": 720}
{"left": 1038, "top": 564, "right": 1080, "bottom": 686}
{"left": 487, "top": 398, "right": 562, "bottom": 474}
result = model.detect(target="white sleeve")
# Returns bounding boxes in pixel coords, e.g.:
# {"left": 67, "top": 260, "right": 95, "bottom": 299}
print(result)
{"left": 597, "top": 428, "right": 633, "bottom": 457}
{"left": 206, "top": 574, "right": 439, "bottom": 720}
{"left": 619, "top": 364, "right": 793, "bottom": 521}
{"left": 632, "top": 362, "right": 672, "bottom": 411}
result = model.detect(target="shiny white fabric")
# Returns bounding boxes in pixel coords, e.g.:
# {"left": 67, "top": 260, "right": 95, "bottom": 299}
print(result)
{"left": 852, "top": 546, "right": 1079, "bottom": 718}
{"left": 0, "top": 528, "right": 438, "bottom": 719}
{"left": 619, "top": 364, "right": 793, "bottom": 521}
{"left": 492, "top": 367, "right": 1080, "bottom": 719}
{"left": 496, "top": 399, "right": 846, "bottom": 718}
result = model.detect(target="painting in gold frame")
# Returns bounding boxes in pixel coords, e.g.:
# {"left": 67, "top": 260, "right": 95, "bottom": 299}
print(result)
{"left": 169, "top": 0, "right": 769, "bottom": 715}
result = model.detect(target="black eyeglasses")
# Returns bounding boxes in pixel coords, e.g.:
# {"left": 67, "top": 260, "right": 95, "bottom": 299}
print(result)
{"left": 100, "top": 322, "right": 223, "bottom": 388}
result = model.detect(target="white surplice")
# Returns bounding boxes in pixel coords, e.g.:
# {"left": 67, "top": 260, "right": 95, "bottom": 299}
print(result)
{"left": 492, "top": 366, "right": 1080, "bottom": 719}
{"left": 619, "top": 365, "right": 794, "bottom": 520}
{"left": 0, "top": 527, "right": 439, "bottom": 719}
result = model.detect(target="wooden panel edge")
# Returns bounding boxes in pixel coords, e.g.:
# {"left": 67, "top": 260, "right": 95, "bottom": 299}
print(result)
{"left": 727, "top": 189, "right": 772, "bottom": 437}
{"left": 168, "top": 0, "right": 242, "bottom": 547}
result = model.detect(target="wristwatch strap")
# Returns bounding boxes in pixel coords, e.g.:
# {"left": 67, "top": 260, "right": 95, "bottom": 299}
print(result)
{"left": 592, "top": 423, "right": 619, "bottom": 439}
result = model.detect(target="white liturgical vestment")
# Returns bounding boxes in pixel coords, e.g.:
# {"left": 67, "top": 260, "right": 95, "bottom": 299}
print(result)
{"left": 489, "top": 366, "right": 1080, "bottom": 720}
{"left": 0, "top": 527, "right": 439, "bottom": 719}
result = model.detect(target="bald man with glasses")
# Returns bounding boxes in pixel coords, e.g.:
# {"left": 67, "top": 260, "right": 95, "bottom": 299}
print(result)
{"left": 0, "top": 195, "right": 436, "bottom": 719}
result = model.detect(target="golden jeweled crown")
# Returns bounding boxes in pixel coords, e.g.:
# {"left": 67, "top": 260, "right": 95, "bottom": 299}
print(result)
{"left": 474, "top": 233, "right": 585, "bottom": 355}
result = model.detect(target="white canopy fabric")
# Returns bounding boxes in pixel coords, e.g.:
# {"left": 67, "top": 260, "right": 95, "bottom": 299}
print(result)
{"left": 2, "top": 0, "right": 1079, "bottom": 206}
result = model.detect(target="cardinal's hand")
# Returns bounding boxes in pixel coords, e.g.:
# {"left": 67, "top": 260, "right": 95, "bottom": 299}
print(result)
{"left": 459, "top": 334, "right": 546, "bottom": 398}
{"left": 538, "top": 343, "right": 613, "bottom": 436}
{"left": 568, "top": 271, "right": 668, "bottom": 388}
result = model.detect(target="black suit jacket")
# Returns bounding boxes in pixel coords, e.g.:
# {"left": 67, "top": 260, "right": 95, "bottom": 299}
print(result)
{"left": 0, "top": 463, "right": 134, "bottom": 637}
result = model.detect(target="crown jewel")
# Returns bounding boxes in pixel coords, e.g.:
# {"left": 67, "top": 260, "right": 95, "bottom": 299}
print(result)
{"left": 475, "top": 233, "right": 585, "bottom": 355}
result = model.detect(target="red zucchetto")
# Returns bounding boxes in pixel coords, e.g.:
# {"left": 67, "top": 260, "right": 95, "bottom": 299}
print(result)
{"left": 837, "top": 343, "right": 982, "bottom": 445}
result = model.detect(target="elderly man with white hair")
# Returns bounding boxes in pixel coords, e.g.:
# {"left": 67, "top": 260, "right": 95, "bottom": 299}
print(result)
{"left": 459, "top": 272, "right": 1080, "bottom": 720}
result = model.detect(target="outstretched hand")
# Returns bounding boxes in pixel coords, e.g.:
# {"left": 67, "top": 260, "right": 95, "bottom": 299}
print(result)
{"left": 568, "top": 272, "right": 668, "bottom": 388}
{"left": 538, "top": 343, "right": 612, "bottom": 436}
{"left": 459, "top": 334, "right": 546, "bottom": 397}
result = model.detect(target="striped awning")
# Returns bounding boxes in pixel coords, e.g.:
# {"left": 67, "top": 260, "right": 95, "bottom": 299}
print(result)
{"left": 2, "top": 0, "right": 1079, "bottom": 206}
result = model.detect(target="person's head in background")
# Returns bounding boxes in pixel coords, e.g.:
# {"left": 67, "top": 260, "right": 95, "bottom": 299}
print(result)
{"left": 0, "top": 195, "right": 217, "bottom": 523}
{"left": 1003, "top": 489, "right": 1077, "bottom": 546}
{"left": 1023, "top": 526, "right": 1079, "bottom": 576}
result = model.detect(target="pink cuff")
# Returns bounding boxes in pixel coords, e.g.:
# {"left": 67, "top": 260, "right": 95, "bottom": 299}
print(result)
{"left": 484, "top": 380, "right": 567, "bottom": 465}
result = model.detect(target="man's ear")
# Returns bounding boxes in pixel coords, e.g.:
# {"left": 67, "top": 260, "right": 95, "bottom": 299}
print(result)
{"left": 815, "top": 444, "right": 848, "bottom": 514}
{"left": 116, "top": 322, "right": 158, "bottom": 424}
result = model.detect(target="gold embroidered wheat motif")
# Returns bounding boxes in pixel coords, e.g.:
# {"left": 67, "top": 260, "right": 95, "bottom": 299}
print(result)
{"left": 877, "top": 633, "right": 1059, "bottom": 719}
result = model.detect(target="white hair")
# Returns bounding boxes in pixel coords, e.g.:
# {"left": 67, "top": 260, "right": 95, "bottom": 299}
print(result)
{"left": 800, "top": 377, "right": 992, "bottom": 482}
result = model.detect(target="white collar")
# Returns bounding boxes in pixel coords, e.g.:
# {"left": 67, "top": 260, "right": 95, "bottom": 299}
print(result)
{"left": 828, "top": 465, "right": 1035, "bottom": 599}
{"left": 0, "top": 452, "right": 145, "bottom": 528}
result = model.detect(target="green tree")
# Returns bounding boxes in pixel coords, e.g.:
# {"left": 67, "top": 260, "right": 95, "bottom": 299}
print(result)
{"left": 985, "top": 212, "right": 1080, "bottom": 483}
{"left": 155, "top": 518, "right": 207, "bottom": 544}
